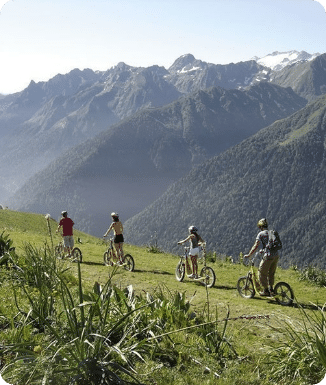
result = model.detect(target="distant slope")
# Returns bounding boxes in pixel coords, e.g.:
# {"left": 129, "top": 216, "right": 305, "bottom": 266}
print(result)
{"left": 124, "top": 94, "right": 326, "bottom": 269}
{"left": 269, "top": 53, "right": 326, "bottom": 102}
{"left": 0, "top": 66, "right": 181, "bottom": 199}
{"left": 8, "top": 83, "right": 306, "bottom": 236}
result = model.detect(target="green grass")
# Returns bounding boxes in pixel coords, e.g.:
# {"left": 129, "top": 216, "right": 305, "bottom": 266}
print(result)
{"left": 0, "top": 209, "right": 326, "bottom": 385}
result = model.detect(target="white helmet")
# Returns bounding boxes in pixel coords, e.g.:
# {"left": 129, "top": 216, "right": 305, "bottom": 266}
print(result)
{"left": 188, "top": 225, "right": 198, "bottom": 233}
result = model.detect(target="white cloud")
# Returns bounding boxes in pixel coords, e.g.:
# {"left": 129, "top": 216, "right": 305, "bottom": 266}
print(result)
{"left": 314, "top": 0, "right": 326, "bottom": 12}
{"left": 0, "top": 374, "right": 10, "bottom": 385}
{"left": 0, "top": 0, "right": 11, "bottom": 13}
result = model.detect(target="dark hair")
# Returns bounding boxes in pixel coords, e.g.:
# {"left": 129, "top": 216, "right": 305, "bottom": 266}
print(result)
{"left": 112, "top": 216, "right": 119, "bottom": 222}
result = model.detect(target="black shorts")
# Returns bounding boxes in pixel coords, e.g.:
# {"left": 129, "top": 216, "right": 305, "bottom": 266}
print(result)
{"left": 114, "top": 234, "right": 124, "bottom": 244}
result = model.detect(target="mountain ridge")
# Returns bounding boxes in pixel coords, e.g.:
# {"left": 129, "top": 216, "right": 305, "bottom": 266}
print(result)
{"left": 0, "top": 51, "right": 324, "bottom": 200}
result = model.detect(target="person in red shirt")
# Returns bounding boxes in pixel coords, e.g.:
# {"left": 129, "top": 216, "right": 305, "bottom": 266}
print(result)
{"left": 56, "top": 211, "right": 74, "bottom": 257}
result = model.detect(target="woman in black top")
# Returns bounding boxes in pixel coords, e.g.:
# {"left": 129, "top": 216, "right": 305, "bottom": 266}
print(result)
{"left": 178, "top": 226, "right": 204, "bottom": 278}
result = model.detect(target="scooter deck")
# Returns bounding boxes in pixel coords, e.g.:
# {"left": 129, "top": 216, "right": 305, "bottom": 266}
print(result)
{"left": 115, "top": 262, "right": 127, "bottom": 266}
{"left": 193, "top": 276, "right": 205, "bottom": 281}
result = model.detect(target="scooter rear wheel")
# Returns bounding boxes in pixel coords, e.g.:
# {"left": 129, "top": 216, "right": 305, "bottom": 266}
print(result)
{"left": 200, "top": 266, "right": 216, "bottom": 288}
{"left": 274, "top": 281, "right": 294, "bottom": 306}
{"left": 123, "top": 254, "right": 135, "bottom": 272}
{"left": 72, "top": 247, "right": 82, "bottom": 263}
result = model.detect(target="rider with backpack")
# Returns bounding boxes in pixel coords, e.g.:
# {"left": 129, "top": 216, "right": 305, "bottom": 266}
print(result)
{"left": 244, "top": 218, "right": 282, "bottom": 296}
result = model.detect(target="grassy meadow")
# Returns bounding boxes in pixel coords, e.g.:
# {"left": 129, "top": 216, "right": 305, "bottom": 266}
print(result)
{"left": 0, "top": 209, "right": 325, "bottom": 385}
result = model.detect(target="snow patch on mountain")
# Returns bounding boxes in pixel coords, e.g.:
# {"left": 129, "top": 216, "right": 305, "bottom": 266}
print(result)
{"left": 252, "top": 50, "right": 320, "bottom": 71}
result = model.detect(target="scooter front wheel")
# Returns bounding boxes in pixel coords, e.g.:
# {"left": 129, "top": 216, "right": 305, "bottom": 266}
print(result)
{"left": 175, "top": 262, "right": 185, "bottom": 282}
{"left": 237, "top": 276, "right": 255, "bottom": 298}
{"left": 103, "top": 251, "right": 113, "bottom": 266}
{"left": 55, "top": 244, "right": 64, "bottom": 259}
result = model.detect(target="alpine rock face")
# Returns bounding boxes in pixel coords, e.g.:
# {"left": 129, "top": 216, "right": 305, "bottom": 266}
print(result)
{"left": 166, "top": 53, "right": 269, "bottom": 92}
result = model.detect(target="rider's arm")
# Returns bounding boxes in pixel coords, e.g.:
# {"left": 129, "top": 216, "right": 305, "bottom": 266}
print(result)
{"left": 178, "top": 235, "right": 191, "bottom": 244}
{"left": 244, "top": 239, "right": 260, "bottom": 258}
{"left": 104, "top": 223, "right": 113, "bottom": 237}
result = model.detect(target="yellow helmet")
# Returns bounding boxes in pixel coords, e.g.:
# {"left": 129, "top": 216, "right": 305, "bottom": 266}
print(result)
{"left": 257, "top": 218, "right": 268, "bottom": 229}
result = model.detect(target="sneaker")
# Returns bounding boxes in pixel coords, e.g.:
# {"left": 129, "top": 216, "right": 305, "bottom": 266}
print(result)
{"left": 259, "top": 289, "right": 270, "bottom": 297}
{"left": 269, "top": 289, "right": 275, "bottom": 296}
{"left": 187, "top": 274, "right": 195, "bottom": 278}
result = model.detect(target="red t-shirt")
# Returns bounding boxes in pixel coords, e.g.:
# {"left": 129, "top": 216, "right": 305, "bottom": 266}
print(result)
{"left": 59, "top": 217, "right": 74, "bottom": 236}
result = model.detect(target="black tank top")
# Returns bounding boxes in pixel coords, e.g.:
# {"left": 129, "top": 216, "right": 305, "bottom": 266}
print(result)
{"left": 191, "top": 233, "right": 199, "bottom": 248}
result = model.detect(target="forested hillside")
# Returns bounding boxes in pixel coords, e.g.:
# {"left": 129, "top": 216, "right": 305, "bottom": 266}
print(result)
{"left": 124, "top": 94, "right": 326, "bottom": 268}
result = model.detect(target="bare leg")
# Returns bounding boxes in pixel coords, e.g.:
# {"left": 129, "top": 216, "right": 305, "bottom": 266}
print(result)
{"left": 191, "top": 255, "right": 198, "bottom": 277}
{"left": 115, "top": 243, "right": 124, "bottom": 262}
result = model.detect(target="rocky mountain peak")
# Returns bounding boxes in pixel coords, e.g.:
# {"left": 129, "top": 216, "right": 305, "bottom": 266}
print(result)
{"left": 168, "top": 53, "right": 198, "bottom": 73}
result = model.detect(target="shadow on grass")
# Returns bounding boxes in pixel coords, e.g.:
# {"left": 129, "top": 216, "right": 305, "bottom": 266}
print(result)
{"left": 214, "top": 284, "right": 236, "bottom": 291}
{"left": 292, "top": 302, "right": 325, "bottom": 311}
{"left": 172, "top": 281, "right": 236, "bottom": 290}
{"left": 251, "top": 297, "right": 323, "bottom": 311}
{"left": 82, "top": 261, "right": 107, "bottom": 267}
{"left": 134, "top": 269, "right": 173, "bottom": 276}
{"left": 268, "top": 299, "right": 324, "bottom": 311}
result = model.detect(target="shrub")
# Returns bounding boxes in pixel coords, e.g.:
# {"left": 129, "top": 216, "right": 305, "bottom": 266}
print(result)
{"left": 264, "top": 304, "right": 326, "bottom": 384}
{"left": 1, "top": 245, "right": 237, "bottom": 384}
{"left": 298, "top": 265, "right": 326, "bottom": 287}
{"left": 0, "top": 231, "right": 17, "bottom": 269}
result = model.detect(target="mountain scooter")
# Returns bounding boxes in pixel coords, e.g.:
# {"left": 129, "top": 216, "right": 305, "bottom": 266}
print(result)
{"left": 175, "top": 244, "right": 216, "bottom": 288}
{"left": 103, "top": 237, "right": 135, "bottom": 272}
{"left": 55, "top": 235, "right": 82, "bottom": 263}
{"left": 237, "top": 251, "right": 294, "bottom": 306}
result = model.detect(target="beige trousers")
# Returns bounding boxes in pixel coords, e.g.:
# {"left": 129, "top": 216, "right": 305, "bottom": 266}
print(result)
{"left": 258, "top": 255, "right": 279, "bottom": 289}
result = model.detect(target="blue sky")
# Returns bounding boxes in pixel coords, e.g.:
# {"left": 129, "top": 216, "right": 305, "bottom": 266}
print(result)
{"left": 0, "top": 0, "right": 326, "bottom": 94}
